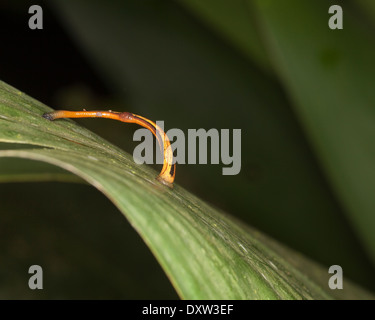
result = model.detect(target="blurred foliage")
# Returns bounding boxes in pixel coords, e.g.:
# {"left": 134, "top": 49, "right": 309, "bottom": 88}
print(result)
{"left": 252, "top": 0, "right": 375, "bottom": 265}
{"left": 1, "top": 0, "right": 375, "bottom": 298}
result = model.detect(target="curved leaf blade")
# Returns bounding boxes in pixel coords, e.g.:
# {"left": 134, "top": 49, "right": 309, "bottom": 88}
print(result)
{"left": 251, "top": 0, "right": 375, "bottom": 264}
{"left": 0, "top": 80, "right": 373, "bottom": 299}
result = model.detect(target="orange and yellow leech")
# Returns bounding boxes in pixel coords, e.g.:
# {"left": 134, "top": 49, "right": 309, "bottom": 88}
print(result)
{"left": 43, "top": 110, "right": 176, "bottom": 185}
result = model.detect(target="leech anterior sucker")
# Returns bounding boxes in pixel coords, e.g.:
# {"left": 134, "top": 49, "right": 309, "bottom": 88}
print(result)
{"left": 42, "top": 110, "right": 176, "bottom": 185}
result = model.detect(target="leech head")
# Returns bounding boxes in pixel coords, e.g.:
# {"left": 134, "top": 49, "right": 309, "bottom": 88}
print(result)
{"left": 42, "top": 112, "right": 55, "bottom": 121}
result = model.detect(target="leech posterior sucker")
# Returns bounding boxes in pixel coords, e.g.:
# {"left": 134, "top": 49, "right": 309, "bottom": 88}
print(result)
{"left": 42, "top": 110, "right": 176, "bottom": 185}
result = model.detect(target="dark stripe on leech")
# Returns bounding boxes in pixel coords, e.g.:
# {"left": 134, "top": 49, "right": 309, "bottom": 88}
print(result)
{"left": 132, "top": 114, "right": 164, "bottom": 155}
{"left": 169, "top": 164, "right": 176, "bottom": 176}
{"left": 132, "top": 115, "right": 157, "bottom": 136}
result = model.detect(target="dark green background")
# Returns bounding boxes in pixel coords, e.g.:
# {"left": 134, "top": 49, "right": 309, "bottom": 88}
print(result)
{"left": 1, "top": 0, "right": 374, "bottom": 298}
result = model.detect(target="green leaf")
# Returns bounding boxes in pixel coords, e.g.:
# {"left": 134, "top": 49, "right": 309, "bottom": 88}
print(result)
{"left": 1, "top": 80, "right": 373, "bottom": 299}
{"left": 251, "top": 0, "right": 375, "bottom": 264}
{"left": 0, "top": 152, "right": 81, "bottom": 183}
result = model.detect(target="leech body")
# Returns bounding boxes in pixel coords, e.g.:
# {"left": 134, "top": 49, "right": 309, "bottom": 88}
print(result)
{"left": 43, "top": 110, "right": 176, "bottom": 185}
